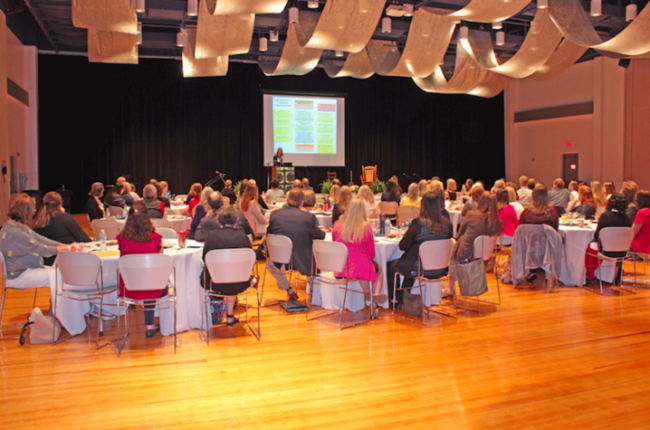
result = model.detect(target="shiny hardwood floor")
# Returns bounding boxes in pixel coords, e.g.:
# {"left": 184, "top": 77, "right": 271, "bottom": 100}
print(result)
{"left": 1, "top": 218, "right": 650, "bottom": 429}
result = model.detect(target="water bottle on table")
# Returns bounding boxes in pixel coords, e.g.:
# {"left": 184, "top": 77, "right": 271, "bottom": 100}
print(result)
{"left": 100, "top": 229, "right": 107, "bottom": 251}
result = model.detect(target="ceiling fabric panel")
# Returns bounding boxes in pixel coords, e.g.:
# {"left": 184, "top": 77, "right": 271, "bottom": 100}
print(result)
{"left": 465, "top": 9, "right": 563, "bottom": 79}
{"left": 205, "top": 0, "right": 287, "bottom": 15}
{"left": 449, "top": 0, "right": 531, "bottom": 23}
{"left": 324, "top": 49, "right": 375, "bottom": 78}
{"left": 549, "top": 0, "right": 650, "bottom": 57}
{"left": 294, "top": 0, "right": 385, "bottom": 53}
{"left": 365, "top": 8, "right": 458, "bottom": 78}
{"left": 529, "top": 39, "right": 588, "bottom": 80}
{"left": 195, "top": 0, "right": 254, "bottom": 59}
{"left": 72, "top": 0, "right": 138, "bottom": 34}
{"left": 87, "top": 29, "right": 138, "bottom": 63}
{"left": 259, "top": 24, "right": 323, "bottom": 76}
{"left": 183, "top": 29, "right": 229, "bottom": 77}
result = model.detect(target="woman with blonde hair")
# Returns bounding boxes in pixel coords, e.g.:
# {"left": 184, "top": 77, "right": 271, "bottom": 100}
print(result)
{"left": 358, "top": 185, "right": 378, "bottom": 219}
{"left": 418, "top": 180, "right": 428, "bottom": 198}
{"left": 591, "top": 181, "right": 608, "bottom": 208}
{"left": 332, "top": 185, "right": 353, "bottom": 224}
{"left": 400, "top": 183, "right": 421, "bottom": 209}
{"left": 446, "top": 179, "right": 458, "bottom": 200}
{"left": 240, "top": 183, "right": 268, "bottom": 234}
{"left": 329, "top": 184, "right": 341, "bottom": 207}
{"left": 189, "top": 186, "right": 213, "bottom": 239}
{"left": 333, "top": 198, "right": 386, "bottom": 318}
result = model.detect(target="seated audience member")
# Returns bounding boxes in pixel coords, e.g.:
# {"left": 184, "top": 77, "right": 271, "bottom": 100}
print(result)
{"left": 400, "top": 183, "right": 422, "bottom": 209}
{"left": 381, "top": 180, "right": 402, "bottom": 206}
{"left": 302, "top": 178, "right": 313, "bottom": 191}
{"left": 187, "top": 183, "right": 203, "bottom": 216}
{"left": 129, "top": 183, "right": 140, "bottom": 201}
{"left": 248, "top": 179, "right": 269, "bottom": 211}
{"left": 328, "top": 184, "right": 341, "bottom": 208}
{"left": 141, "top": 184, "right": 164, "bottom": 219}
{"left": 585, "top": 194, "right": 631, "bottom": 284}
{"left": 418, "top": 179, "right": 428, "bottom": 198}
{"left": 518, "top": 184, "right": 559, "bottom": 231}
{"left": 149, "top": 179, "right": 158, "bottom": 185}
{"left": 121, "top": 182, "right": 136, "bottom": 206}
{"left": 266, "top": 179, "right": 285, "bottom": 201}
{"left": 194, "top": 191, "right": 224, "bottom": 242}
{"left": 428, "top": 180, "right": 445, "bottom": 194}
{"left": 157, "top": 181, "right": 170, "bottom": 208}
{"left": 446, "top": 179, "right": 458, "bottom": 201}
{"left": 461, "top": 183, "right": 485, "bottom": 216}
{"left": 237, "top": 180, "right": 249, "bottom": 205}
{"left": 201, "top": 205, "right": 255, "bottom": 326}
{"left": 387, "top": 192, "right": 453, "bottom": 307}
{"left": 33, "top": 192, "right": 91, "bottom": 265}
{"left": 461, "top": 178, "right": 474, "bottom": 196}
{"left": 631, "top": 190, "right": 650, "bottom": 255}
{"left": 332, "top": 186, "right": 353, "bottom": 224}
{"left": 492, "top": 179, "right": 506, "bottom": 193}
{"left": 333, "top": 198, "right": 386, "bottom": 318}
{"left": 603, "top": 181, "right": 616, "bottom": 200}
{"left": 517, "top": 175, "right": 532, "bottom": 207}
{"left": 506, "top": 186, "right": 524, "bottom": 218}
{"left": 453, "top": 192, "right": 503, "bottom": 263}
{"left": 292, "top": 179, "right": 303, "bottom": 189}
{"left": 332, "top": 178, "right": 342, "bottom": 187}
{"left": 389, "top": 176, "right": 403, "bottom": 193}
{"left": 568, "top": 185, "right": 596, "bottom": 220}
{"left": 548, "top": 178, "right": 571, "bottom": 210}
{"left": 591, "top": 181, "right": 608, "bottom": 214}
{"left": 117, "top": 202, "right": 164, "bottom": 338}
{"left": 87, "top": 182, "right": 105, "bottom": 220}
{"left": 189, "top": 186, "right": 213, "bottom": 239}
{"left": 497, "top": 189, "right": 519, "bottom": 239}
{"left": 359, "top": 185, "right": 378, "bottom": 219}
{"left": 221, "top": 179, "right": 237, "bottom": 205}
{"left": 0, "top": 194, "right": 73, "bottom": 292}
{"left": 302, "top": 190, "right": 317, "bottom": 212}
{"left": 621, "top": 181, "right": 639, "bottom": 225}
{"left": 104, "top": 184, "right": 126, "bottom": 209}
{"left": 116, "top": 177, "right": 126, "bottom": 187}
{"left": 568, "top": 180, "right": 579, "bottom": 203}
{"left": 267, "top": 188, "right": 326, "bottom": 301}
{"left": 241, "top": 183, "right": 268, "bottom": 235}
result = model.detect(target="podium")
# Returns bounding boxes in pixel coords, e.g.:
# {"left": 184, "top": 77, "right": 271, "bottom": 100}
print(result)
{"left": 272, "top": 166, "right": 295, "bottom": 192}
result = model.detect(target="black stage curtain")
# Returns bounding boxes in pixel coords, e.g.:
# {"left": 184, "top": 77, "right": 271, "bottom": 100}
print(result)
{"left": 38, "top": 55, "right": 504, "bottom": 213}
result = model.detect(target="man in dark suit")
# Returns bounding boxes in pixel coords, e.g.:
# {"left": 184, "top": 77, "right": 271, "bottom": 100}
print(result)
{"left": 267, "top": 188, "right": 326, "bottom": 301}
{"left": 195, "top": 191, "right": 253, "bottom": 242}
{"left": 221, "top": 180, "right": 237, "bottom": 205}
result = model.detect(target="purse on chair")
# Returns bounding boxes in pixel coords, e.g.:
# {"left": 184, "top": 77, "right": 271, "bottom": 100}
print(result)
{"left": 403, "top": 290, "right": 423, "bottom": 317}
{"left": 456, "top": 258, "right": 488, "bottom": 297}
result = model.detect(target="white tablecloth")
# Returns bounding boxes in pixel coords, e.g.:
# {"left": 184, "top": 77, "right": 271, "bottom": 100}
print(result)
{"left": 51, "top": 240, "right": 204, "bottom": 337}
{"left": 314, "top": 213, "right": 332, "bottom": 229}
{"left": 448, "top": 210, "right": 462, "bottom": 237}
{"left": 167, "top": 215, "right": 191, "bottom": 232}
{"left": 558, "top": 224, "right": 596, "bottom": 287}
{"left": 310, "top": 233, "right": 404, "bottom": 312}
{"left": 170, "top": 204, "right": 189, "bottom": 216}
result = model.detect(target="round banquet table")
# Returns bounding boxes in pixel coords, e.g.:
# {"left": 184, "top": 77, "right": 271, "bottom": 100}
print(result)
{"left": 170, "top": 204, "right": 189, "bottom": 216}
{"left": 50, "top": 239, "right": 205, "bottom": 337}
{"left": 558, "top": 223, "right": 596, "bottom": 287}
{"left": 448, "top": 210, "right": 462, "bottom": 238}
{"left": 167, "top": 215, "right": 191, "bottom": 232}
{"left": 309, "top": 232, "right": 404, "bottom": 312}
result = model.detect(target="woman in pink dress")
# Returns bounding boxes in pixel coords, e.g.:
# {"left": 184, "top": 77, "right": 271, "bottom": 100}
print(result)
{"left": 497, "top": 189, "right": 519, "bottom": 241}
{"left": 117, "top": 202, "right": 165, "bottom": 338}
{"left": 333, "top": 198, "right": 386, "bottom": 318}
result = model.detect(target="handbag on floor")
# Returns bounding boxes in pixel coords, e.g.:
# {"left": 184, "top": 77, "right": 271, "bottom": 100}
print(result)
{"left": 19, "top": 307, "right": 61, "bottom": 345}
{"left": 456, "top": 258, "right": 488, "bottom": 297}
{"left": 403, "top": 290, "right": 422, "bottom": 317}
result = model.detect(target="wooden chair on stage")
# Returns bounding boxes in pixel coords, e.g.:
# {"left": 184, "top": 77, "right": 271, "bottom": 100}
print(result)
{"left": 361, "top": 165, "right": 377, "bottom": 186}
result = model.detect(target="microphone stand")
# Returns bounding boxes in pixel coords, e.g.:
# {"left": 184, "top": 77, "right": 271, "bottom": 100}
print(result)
{"left": 413, "top": 173, "right": 422, "bottom": 181}
{"left": 205, "top": 172, "right": 226, "bottom": 188}
{"left": 402, "top": 173, "right": 414, "bottom": 182}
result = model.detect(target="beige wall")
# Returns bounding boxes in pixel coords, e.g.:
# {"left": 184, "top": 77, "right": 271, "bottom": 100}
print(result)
{"left": 505, "top": 57, "right": 629, "bottom": 189}
{"left": 0, "top": 13, "right": 38, "bottom": 221}
{"left": 624, "top": 59, "right": 650, "bottom": 190}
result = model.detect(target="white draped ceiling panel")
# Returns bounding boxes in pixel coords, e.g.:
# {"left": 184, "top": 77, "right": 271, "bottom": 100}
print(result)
{"left": 259, "top": 25, "right": 323, "bottom": 76}
{"left": 87, "top": 29, "right": 138, "bottom": 63}
{"left": 549, "top": 0, "right": 650, "bottom": 57}
{"left": 449, "top": 0, "right": 531, "bottom": 23}
{"left": 294, "top": 0, "right": 385, "bottom": 53}
{"left": 183, "top": 29, "right": 229, "bottom": 77}
{"left": 464, "top": 9, "right": 563, "bottom": 79}
{"left": 72, "top": 0, "right": 138, "bottom": 34}
{"left": 323, "top": 49, "right": 375, "bottom": 78}
{"left": 205, "top": 0, "right": 287, "bottom": 15}
{"left": 364, "top": 8, "right": 458, "bottom": 77}
{"left": 195, "top": 0, "right": 254, "bottom": 59}
{"left": 529, "top": 39, "right": 588, "bottom": 80}
{"left": 413, "top": 43, "right": 510, "bottom": 97}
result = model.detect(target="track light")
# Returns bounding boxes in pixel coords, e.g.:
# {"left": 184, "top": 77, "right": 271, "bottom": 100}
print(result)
{"left": 493, "top": 21, "right": 502, "bottom": 30}
{"left": 137, "top": 23, "right": 142, "bottom": 44}
{"left": 335, "top": 50, "right": 343, "bottom": 57}
{"left": 176, "top": 28, "right": 186, "bottom": 47}
{"left": 308, "top": 1, "right": 318, "bottom": 8}
{"left": 626, "top": 3, "right": 637, "bottom": 21}
{"left": 136, "top": 0, "right": 145, "bottom": 13}
{"left": 382, "top": 17, "right": 392, "bottom": 34}
{"left": 496, "top": 30, "right": 505, "bottom": 46}
{"left": 289, "top": 6, "right": 299, "bottom": 24}
{"left": 537, "top": 0, "right": 548, "bottom": 9}
{"left": 259, "top": 36, "right": 268, "bottom": 52}
{"left": 270, "top": 31, "right": 279, "bottom": 42}
{"left": 590, "top": 0, "right": 601, "bottom": 16}
{"left": 187, "top": 0, "right": 198, "bottom": 17}
{"left": 404, "top": 4, "right": 414, "bottom": 17}
{"left": 459, "top": 25, "right": 468, "bottom": 41}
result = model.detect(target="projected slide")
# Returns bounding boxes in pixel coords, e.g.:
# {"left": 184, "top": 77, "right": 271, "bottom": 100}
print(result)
{"left": 272, "top": 97, "right": 337, "bottom": 155}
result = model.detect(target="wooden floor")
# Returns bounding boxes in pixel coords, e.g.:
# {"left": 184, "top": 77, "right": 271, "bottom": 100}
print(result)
{"left": 2, "top": 219, "right": 650, "bottom": 428}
